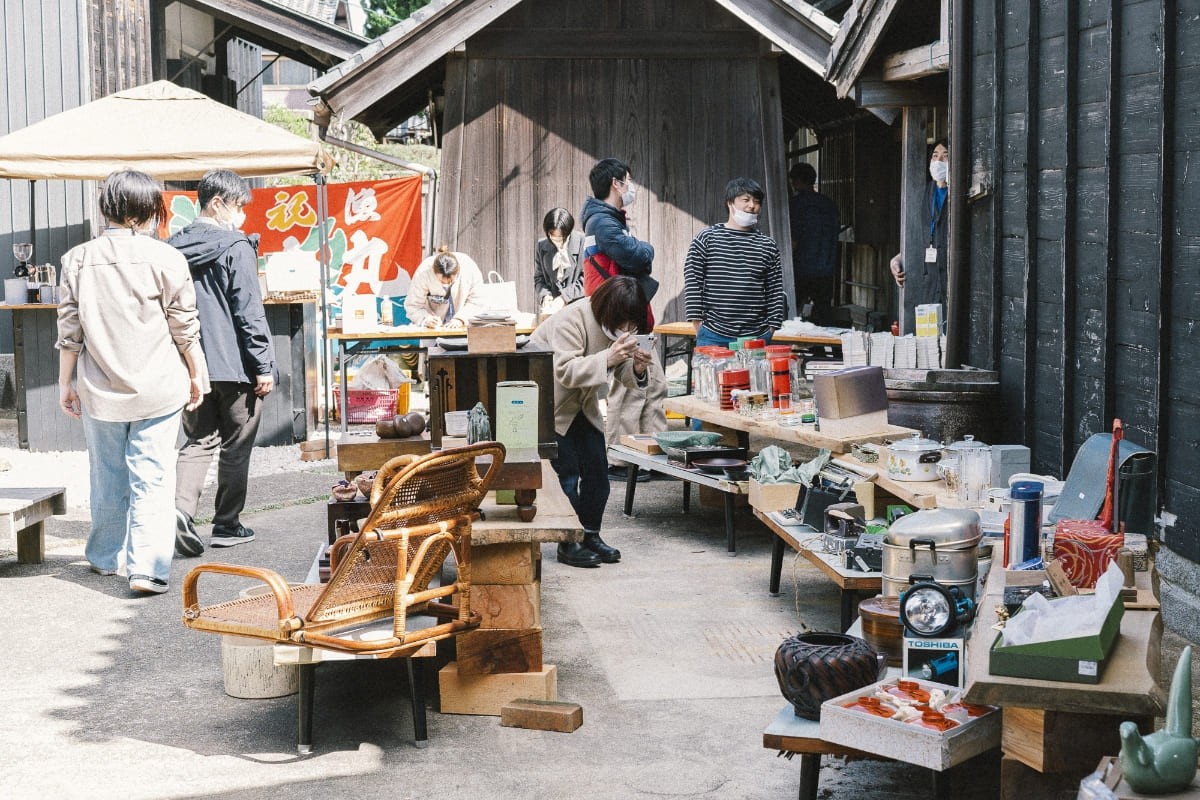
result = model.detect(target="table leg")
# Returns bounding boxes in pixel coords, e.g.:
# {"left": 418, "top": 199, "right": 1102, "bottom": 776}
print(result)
{"left": 798, "top": 753, "right": 820, "bottom": 800}
{"left": 513, "top": 489, "right": 537, "bottom": 523}
{"left": 297, "top": 662, "right": 316, "bottom": 755}
{"left": 623, "top": 466, "right": 638, "bottom": 517}
{"left": 723, "top": 494, "right": 736, "bottom": 555}
{"left": 931, "top": 768, "right": 948, "bottom": 800}
{"left": 683, "top": 481, "right": 691, "bottom": 513}
{"left": 769, "top": 535, "right": 785, "bottom": 595}
{"left": 338, "top": 340, "right": 349, "bottom": 433}
{"left": 16, "top": 520, "right": 45, "bottom": 564}
{"left": 406, "top": 659, "right": 428, "bottom": 748}
{"left": 840, "top": 590, "right": 862, "bottom": 633}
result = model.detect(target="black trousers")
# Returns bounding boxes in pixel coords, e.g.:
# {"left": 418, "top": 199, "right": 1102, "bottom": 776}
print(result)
{"left": 175, "top": 381, "right": 265, "bottom": 528}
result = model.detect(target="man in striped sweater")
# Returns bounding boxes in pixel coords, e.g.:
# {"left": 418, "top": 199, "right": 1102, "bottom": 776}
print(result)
{"left": 684, "top": 177, "right": 786, "bottom": 347}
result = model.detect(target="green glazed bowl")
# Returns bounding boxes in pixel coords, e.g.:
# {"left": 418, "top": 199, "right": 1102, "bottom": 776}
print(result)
{"left": 652, "top": 430, "right": 724, "bottom": 450}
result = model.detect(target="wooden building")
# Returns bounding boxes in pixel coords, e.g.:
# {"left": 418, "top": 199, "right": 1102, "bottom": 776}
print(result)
{"left": 308, "top": 0, "right": 901, "bottom": 324}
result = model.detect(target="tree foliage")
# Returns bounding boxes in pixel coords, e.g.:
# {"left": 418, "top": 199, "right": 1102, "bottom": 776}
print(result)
{"left": 363, "top": 0, "right": 430, "bottom": 38}
{"left": 263, "top": 105, "right": 439, "bottom": 186}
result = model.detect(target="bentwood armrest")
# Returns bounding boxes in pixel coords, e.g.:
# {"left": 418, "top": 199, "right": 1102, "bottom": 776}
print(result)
{"left": 182, "top": 563, "right": 299, "bottom": 628}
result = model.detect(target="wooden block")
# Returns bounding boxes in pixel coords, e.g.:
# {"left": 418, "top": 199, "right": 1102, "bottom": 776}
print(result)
{"left": 474, "top": 542, "right": 539, "bottom": 584}
{"left": 456, "top": 628, "right": 543, "bottom": 675}
{"left": 467, "top": 322, "right": 516, "bottom": 353}
{"left": 698, "top": 484, "right": 747, "bottom": 508}
{"left": 620, "top": 434, "right": 662, "bottom": 454}
{"left": 500, "top": 699, "right": 583, "bottom": 733}
{"left": 438, "top": 662, "right": 556, "bottom": 715}
{"left": 299, "top": 439, "right": 335, "bottom": 461}
{"left": 1001, "top": 706, "right": 1146, "bottom": 773}
{"left": 336, "top": 432, "right": 430, "bottom": 473}
{"left": 472, "top": 582, "right": 540, "bottom": 629}
{"left": 816, "top": 409, "right": 891, "bottom": 438}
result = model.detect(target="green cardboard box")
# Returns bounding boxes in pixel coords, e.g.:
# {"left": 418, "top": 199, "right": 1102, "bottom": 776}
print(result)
{"left": 988, "top": 595, "right": 1124, "bottom": 684}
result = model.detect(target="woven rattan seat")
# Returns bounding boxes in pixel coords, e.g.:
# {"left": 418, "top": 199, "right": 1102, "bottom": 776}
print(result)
{"left": 181, "top": 442, "right": 505, "bottom": 752}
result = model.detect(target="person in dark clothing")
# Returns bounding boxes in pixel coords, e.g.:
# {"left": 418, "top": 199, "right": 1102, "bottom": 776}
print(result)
{"left": 534, "top": 207, "right": 584, "bottom": 316}
{"left": 169, "top": 169, "right": 275, "bottom": 555}
{"left": 788, "top": 162, "right": 840, "bottom": 324}
{"left": 889, "top": 139, "right": 949, "bottom": 334}
{"left": 579, "top": 158, "right": 666, "bottom": 479}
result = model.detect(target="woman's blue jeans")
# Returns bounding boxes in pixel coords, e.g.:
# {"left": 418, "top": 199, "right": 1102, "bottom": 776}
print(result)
{"left": 83, "top": 408, "right": 182, "bottom": 582}
{"left": 550, "top": 413, "right": 609, "bottom": 532}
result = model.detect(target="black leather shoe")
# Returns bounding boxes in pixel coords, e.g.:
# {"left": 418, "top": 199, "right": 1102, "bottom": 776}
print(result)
{"left": 583, "top": 531, "right": 621, "bottom": 563}
{"left": 557, "top": 542, "right": 602, "bottom": 568}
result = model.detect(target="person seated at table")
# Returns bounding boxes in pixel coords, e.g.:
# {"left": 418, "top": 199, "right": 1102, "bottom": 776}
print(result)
{"left": 403, "top": 245, "right": 484, "bottom": 329}
{"left": 529, "top": 275, "right": 664, "bottom": 568}
{"left": 534, "top": 207, "right": 584, "bottom": 317}
{"left": 684, "top": 176, "right": 786, "bottom": 347}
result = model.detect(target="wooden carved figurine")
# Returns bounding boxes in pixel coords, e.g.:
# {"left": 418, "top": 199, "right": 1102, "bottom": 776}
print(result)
{"left": 1119, "top": 645, "right": 1199, "bottom": 794}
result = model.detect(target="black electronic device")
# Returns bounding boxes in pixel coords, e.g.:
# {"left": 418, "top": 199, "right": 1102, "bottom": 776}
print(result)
{"left": 845, "top": 532, "right": 884, "bottom": 572}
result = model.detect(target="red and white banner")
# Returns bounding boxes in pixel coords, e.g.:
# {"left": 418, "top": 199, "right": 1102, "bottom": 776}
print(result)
{"left": 164, "top": 175, "right": 423, "bottom": 298}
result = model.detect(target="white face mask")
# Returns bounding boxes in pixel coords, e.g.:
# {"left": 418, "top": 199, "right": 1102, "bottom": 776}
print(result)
{"left": 226, "top": 209, "right": 246, "bottom": 231}
{"left": 620, "top": 185, "right": 637, "bottom": 208}
{"left": 730, "top": 209, "right": 758, "bottom": 228}
{"left": 929, "top": 160, "right": 948, "bottom": 183}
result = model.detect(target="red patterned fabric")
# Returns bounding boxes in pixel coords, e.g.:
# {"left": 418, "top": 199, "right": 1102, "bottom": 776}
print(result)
{"left": 1053, "top": 520, "right": 1123, "bottom": 588}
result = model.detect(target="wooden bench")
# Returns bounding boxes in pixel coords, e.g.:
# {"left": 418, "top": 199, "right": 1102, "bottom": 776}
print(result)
{"left": 0, "top": 487, "right": 67, "bottom": 563}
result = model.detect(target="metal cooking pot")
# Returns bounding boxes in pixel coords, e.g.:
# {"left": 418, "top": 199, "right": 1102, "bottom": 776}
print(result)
{"left": 881, "top": 508, "right": 982, "bottom": 597}
{"left": 886, "top": 432, "right": 943, "bottom": 482}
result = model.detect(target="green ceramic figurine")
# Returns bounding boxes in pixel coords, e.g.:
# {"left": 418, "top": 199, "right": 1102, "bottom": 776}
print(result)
{"left": 1119, "top": 645, "right": 1198, "bottom": 794}
{"left": 467, "top": 401, "right": 491, "bottom": 444}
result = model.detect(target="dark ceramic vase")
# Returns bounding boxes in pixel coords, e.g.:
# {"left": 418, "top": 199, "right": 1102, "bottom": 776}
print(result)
{"left": 773, "top": 632, "right": 887, "bottom": 720}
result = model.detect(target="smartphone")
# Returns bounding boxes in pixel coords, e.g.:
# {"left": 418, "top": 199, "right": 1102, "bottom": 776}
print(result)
{"left": 633, "top": 333, "right": 656, "bottom": 352}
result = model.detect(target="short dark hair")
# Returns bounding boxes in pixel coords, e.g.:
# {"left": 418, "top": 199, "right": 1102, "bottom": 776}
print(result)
{"left": 431, "top": 244, "right": 460, "bottom": 278}
{"left": 543, "top": 207, "right": 574, "bottom": 238}
{"left": 589, "top": 158, "right": 631, "bottom": 199}
{"left": 724, "top": 177, "right": 764, "bottom": 205}
{"left": 790, "top": 163, "right": 816, "bottom": 187}
{"left": 929, "top": 138, "right": 949, "bottom": 158}
{"left": 197, "top": 169, "right": 251, "bottom": 210}
{"left": 99, "top": 169, "right": 166, "bottom": 227}
{"left": 590, "top": 275, "right": 649, "bottom": 334}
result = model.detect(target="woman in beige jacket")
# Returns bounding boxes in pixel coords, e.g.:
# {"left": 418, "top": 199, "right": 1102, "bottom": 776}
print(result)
{"left": 57, "top": 169, "right": 208, "bottom": 595}
{"left": 529, "top": 275, "right": 664, "bottom": 568}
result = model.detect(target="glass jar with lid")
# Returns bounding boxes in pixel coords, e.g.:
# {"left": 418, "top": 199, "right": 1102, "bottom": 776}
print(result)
{"left": 713, "top": 348, "right": 748, "bottom": 410}
{"left": 944, "top": 434, "right": 991, "bottom": 506}
{"left": 691, "top": 346, "right": 721, "bottom": 403}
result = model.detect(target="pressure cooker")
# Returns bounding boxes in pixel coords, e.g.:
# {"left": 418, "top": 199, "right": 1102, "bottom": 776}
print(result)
{"left": 881, "top": 508, "right": 982, "bottom": 597}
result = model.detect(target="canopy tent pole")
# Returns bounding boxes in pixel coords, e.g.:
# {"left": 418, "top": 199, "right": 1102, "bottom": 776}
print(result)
{"left": 28, "top": 180, "right": 35, "bottom": 258}
{"left": 315, "top": 174, "right": 333, "bottom": 452}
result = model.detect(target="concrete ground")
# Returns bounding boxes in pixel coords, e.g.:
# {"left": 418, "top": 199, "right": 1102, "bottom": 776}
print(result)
{"left": 0, "top": 420, "right": 1189, "bottom": 800}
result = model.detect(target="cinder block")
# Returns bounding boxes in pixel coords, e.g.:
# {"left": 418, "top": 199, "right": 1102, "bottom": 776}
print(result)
{"left": 438, "top": 662, "right": 556, "bottom": 715}
{"left": 500, "top": 699, "right": 582, "bottom": 733}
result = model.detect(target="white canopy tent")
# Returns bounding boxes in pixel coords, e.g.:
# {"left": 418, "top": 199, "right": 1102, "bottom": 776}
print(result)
{"left": 0, "top": 80, "right": 340, "bottom": 444}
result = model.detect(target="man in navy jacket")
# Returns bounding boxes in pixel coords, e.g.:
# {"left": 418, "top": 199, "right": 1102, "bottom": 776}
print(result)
{"left": 169, "top": 169, "right": 275, "bottom": 554}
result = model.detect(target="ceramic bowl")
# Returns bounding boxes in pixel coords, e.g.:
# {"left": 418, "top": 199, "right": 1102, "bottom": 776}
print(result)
{"left": 652, "top": 430, "right": 724, "bottom": 450}
{"left": 692, "top": 457, "right": 747, "bottom": 475}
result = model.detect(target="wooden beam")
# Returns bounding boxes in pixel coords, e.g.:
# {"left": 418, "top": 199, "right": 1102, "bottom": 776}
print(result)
{"left": 828, "top": 0, "right": 905, "bottom": 98}
{"left": 851, "top": 78, "right": 945, "bottom": 108}
{"left": 469, "top": 29, "right": 761, "bottom": 59}
{"left": 881, "top": 41, "right": 951, "bottom": 82}
{"left": 173, "top": 0, "right": 367, "bottom": 67}
{"left": 711, "top": 0, "right": 836, "bottom": 77}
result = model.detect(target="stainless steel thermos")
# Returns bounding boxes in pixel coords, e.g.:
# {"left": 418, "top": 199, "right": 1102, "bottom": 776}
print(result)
{"left": 1005, "top": 480, "right": 1043, "bottom": 568}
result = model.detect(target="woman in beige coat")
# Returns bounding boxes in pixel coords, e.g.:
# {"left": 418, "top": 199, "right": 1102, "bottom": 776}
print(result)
{"left": 529, "top": 275, "right": 665, "bottom": 568}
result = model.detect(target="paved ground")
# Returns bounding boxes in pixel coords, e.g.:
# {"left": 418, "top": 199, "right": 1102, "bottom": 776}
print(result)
{"left": 0, "top": 419, "right": 1189, "bottom": 800}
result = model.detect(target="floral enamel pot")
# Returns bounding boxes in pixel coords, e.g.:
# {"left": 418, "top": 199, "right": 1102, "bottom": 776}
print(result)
{"left": 886, "top": 433, "right": 943, "bottom": 482}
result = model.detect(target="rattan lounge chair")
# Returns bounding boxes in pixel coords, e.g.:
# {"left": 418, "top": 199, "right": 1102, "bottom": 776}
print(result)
{"left": 182, "top": 441, "right": 505, "bottom": 752}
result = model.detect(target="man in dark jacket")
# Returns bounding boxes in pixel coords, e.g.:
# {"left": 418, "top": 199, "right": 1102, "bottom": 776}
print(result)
{"left": 169, "top": 169, "right": 275, "bottom": 554}
{"left": 788, "top": 162, "right": 839, "bottom": 324}
{"left": 579, "top": 158, "right": 666, "bottom": 480}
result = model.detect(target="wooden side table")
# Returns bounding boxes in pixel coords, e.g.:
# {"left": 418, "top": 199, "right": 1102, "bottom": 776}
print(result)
{"left": 0, "top": 487, "right": 67, "bottom": 563}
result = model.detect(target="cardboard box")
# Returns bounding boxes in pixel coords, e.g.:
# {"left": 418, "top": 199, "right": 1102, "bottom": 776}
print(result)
{"left": 915, "top": 303, "right": 942, "bottom": 337}
{"left": 903, "top": 636, "right": 966, "bottom": 687}
{"left": 619, "top": 434, "right": 662, "bottom": 454}
{"left": 812, "top": 366, "right": 888, "bottom": 419}
{"left": 496, "top": 381, "right": 539, "bottom": 460}
{"left": 989, "top": 595, "right": 1125, "bottom": 683}
{"left": 816, "top": 409, "right": 892, "bottom": 438}
{"left": 989, "top": 444, "right": 1031, "bottom": 488}
{"left": 467, "top": 321, "right": 516, "bottom": 353}
{"left": 819, "top": 677, "right": 1001, "bottom": 771}
{"left": 748, "top": 478, "right": 801, "bottom": 513}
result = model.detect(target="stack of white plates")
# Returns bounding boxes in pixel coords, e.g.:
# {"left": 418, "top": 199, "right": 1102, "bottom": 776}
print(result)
{"left": 869, "top": 331, "right": 895, "bottom": 367}
{"left": 840, "top": 332, "right": 869, "bottom": 366}
{"left": 471, "top": 311, "right": 513, "bottom": 323}
{"left": 916, "top": 335, "right": 941, "bottom": 369}
{"left": 893, "top": 336, "right": 918, "bottom": 368}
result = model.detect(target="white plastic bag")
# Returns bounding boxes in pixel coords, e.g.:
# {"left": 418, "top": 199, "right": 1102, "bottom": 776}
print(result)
{"left": 350, "top": 354, "right": 406, "bottom": 390}
{"left": 475, "top": 270, "right": 519, "bottom": 316}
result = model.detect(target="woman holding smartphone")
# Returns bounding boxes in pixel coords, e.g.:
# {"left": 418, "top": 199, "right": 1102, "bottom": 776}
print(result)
{"left": 528, "top": 275, "right": 663, "bottom": 568}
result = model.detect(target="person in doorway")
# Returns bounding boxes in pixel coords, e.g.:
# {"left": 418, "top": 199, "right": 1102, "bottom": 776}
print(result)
{"left": 534, "top": 207, "right": 584, "bottom": 316}
{"left": 170, "top": 169, "right": 276, "bottom": 554}
{"left": 403, "top": 245, "right": 484, "bottom": 329}
{"left": 685, "top": 177, "right": 786, "bottom": 347}
{"left": 57, "top": 168, "right": 208, "bottom": 595}
{"left": 579, "top": 157, "right": 666, "bottom": 481}
{"left": 529, "top": 275, "right": 664, "bottom": 568}
{"left": 889, "top": 139, "right": 949, "bottom": 333}
{"left": 788, "top": 162, "right": 840, "bottom": 324}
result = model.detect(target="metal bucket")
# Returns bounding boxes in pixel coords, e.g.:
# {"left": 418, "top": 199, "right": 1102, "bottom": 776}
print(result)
{"left": 885, "top": 368, "right": 1002, "bottom": 445}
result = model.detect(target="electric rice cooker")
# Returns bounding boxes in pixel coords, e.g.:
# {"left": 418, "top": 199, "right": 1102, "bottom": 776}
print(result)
{"left": 886, "top": 433, "right": 943, "bottom": 482}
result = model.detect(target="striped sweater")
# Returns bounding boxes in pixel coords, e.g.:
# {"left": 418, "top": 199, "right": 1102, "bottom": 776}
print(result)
{"left": 683, "top": 223, "right": 785, "bottom": 338}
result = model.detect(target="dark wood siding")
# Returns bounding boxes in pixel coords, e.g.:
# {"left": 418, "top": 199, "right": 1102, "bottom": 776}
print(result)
{"left": 965, "top": 0, "right": 1199, "bottom": 560}
{"left": 436, "top": 0, "right": 791, "bottom": 326}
